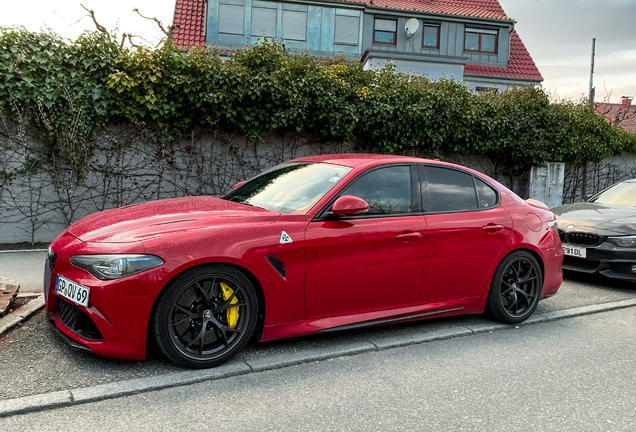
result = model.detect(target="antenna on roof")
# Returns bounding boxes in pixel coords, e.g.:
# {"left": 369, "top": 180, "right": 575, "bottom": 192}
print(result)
{"left": 405, "top": 19, "right": 419, "bottom": 39}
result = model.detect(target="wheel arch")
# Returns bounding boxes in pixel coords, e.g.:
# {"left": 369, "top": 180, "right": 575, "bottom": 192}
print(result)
{"left": 145, "top": 260, "right": 267, "bottom": 353}
{"left": 513, "top": 247, "right": 545, "bottom": 282}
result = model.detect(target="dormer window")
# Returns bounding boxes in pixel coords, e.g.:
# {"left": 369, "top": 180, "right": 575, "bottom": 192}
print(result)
{"left": 422, "top": 24, "right": 440, "bottom": 49}
{"left": 374, "top": 19, "right": 397, "bottom": 45}
{"left": 465, "top": 28, "right": 498, "bottom": 53}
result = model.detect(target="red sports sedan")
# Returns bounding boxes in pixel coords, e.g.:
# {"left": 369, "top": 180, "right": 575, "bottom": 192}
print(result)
{"left": 44, "top": 154, "right": 563, "bottom": 368}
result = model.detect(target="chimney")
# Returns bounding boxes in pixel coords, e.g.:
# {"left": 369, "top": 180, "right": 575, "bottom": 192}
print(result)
{"left": 621, "top": 96, "right": 632, "bottom": 106}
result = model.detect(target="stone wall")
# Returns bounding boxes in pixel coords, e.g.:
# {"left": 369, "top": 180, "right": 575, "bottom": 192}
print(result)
{"left": 562, "top": 153, "right": 636, "bottom": 204}
{"left": 0, "top": 122, "right": 573, "bottom": 244}
{"left": 1, "top": 124, "right": 355, "bottom": 244}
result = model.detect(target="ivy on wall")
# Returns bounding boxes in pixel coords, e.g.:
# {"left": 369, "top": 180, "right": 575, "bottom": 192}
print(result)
{"left": 1, "top": 27, "right": 635, "bottom": 181}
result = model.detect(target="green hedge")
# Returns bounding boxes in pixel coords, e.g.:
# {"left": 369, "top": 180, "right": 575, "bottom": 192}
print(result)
{"left": 1, "top": 27, "right": 634, "bottom": 178}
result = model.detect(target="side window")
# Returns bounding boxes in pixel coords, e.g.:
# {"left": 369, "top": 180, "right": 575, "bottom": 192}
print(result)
{"left": 342, "top": 166, "right": 412, "bottom": 215}
{"left": 475, "top": 178, "right": 498, "bottom": 208}
{"left": 426, "top": 167, "right": 477, "bottom": 212}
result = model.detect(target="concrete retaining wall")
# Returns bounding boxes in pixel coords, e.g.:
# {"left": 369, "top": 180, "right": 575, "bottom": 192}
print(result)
{"left": 7, "top": 122, "right": 631, "bottom": 244}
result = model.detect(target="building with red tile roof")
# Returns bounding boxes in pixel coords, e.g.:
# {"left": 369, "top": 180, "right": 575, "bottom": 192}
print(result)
{"left": 171, "top": 0, "right": 542, "bottom": 90}
{"left": 596, "top": 97, "right": 636, "bottom": 133}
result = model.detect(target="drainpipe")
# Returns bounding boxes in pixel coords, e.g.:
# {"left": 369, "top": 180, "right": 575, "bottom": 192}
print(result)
{"left": 508, "top": 20, "right": 515, "bottom": 64}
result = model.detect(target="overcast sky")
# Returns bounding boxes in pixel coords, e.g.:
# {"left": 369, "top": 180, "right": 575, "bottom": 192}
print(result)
{"left": 1, "top": 0, "right": 634, "bottom": 102}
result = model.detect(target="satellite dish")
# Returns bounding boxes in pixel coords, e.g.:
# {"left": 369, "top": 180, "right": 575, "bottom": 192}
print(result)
{"left": 405, "top": 18, "right": 419, "bottom": 38}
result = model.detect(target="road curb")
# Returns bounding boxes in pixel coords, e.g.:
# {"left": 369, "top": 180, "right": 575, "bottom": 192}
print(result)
{"left": 0, "top": 295, "right": 45, "bottom": 338}
{"left": 2, "top": 297, "right": 636, "bottom": 418}
{"left": 0, "top": 249, "right": 47, "bottom": 254}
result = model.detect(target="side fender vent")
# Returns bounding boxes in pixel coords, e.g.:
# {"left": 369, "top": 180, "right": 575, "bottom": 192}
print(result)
{"left": 266, "top": 255, "right": 286, "bottom": 278}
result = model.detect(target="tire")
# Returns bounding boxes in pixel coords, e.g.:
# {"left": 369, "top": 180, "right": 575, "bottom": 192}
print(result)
{"left": 485, "top": 250, "right": 542, "bottom": 324}
{"left": 153, "top": 264, "right": 258, "bottom": 369}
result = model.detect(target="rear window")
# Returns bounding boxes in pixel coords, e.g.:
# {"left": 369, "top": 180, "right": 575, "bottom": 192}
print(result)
{"left": 426, "top": 167, "right": 477, "bottom": 212}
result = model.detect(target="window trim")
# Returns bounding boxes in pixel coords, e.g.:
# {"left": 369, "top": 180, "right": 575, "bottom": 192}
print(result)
{"left": 419, "top": 164, "right": 501, "bottom": 215}
{"left": 422, "top": 23, "right": 440, "bottom": 49}
{"left": 464, "top": 28, "right": 498, "bottom": 54}
{"left": 314, "top": 164, "right": 421, "bottom": 221}
{"left": 373, "top": 18, "right": 398, "bottom": 46}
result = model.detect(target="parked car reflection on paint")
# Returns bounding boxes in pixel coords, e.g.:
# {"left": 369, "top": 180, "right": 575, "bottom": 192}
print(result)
{"left": 44, "top": 154, "right": 563, "bottom": 368}
{"left": 552, "top": 179, "right": 636, "bottom": 282}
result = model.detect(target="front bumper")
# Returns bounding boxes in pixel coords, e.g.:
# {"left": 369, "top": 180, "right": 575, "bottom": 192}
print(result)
{"left": 44, "top": 232, "right": 158, "bottom": 360}
{"left": 562, "top": 241, "right": 636, "bottom": 281}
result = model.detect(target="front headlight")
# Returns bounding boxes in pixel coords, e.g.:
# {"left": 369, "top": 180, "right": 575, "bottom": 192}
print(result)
{"left": 608, "top": 236, "right": 636, "bottom": 248}
{"left": 71, "top": 254, "right": 164, "bottom": 280}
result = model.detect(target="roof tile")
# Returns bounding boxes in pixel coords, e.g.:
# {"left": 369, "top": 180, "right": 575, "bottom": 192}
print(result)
{"left": 172, "top": 0, "right": 206, "bottom": 49}
{"left": 595, "top": 102, "right": 636, "bottom": 132}
{"left": 464, "top": 31, "right": 542, "bottom": 81}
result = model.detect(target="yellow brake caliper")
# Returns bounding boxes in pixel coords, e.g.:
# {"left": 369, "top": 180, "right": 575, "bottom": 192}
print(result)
{"left": 219, "top": 282, "right": 239, "bottom": 329}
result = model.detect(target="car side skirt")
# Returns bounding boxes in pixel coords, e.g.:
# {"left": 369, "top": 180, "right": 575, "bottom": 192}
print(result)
{"left": 259, "top": 296, "right": 487, "bottom": 342}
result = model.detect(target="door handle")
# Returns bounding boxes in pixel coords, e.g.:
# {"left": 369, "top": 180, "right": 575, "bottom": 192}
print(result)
{"left": 395, "top": 232, "right": 423, "bottom": 241}
{"left": 482, "top": 224, "right": 504, "bottom": 233}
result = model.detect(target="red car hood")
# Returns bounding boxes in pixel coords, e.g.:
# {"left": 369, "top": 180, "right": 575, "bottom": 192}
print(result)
{"left": 68, "top": 196, "right": 280, "bottom": 242}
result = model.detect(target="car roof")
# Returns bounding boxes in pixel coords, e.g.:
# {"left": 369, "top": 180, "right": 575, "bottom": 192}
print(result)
{"left": 288, "top": 153, "right": 435, "bottom": 168}
{"left": 287, "top": 153, "right": 511, "bottom": 194}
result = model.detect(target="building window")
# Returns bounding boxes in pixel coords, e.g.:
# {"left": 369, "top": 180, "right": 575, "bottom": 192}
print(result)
{"left": 251, "top": 7, "right": 277, "bottom": 38}
{"left": 422, "top": 24, "right": 440, "bottom": 49}
{"left": 464, "top": 28, "right": 498, "bottom": 53}
{"left": 282, "top": 10, "right": 307, "bottom": 41}
{"left": 374, "top": 19, "right": 397, "bottom": 45}
{"left": 475, "top": 86, "right": 498, "bottom": 94}
{"left": 335, "top": 15, "right": 360, "bottom": 45}
{"left": 218, "top": 4, "right": 245, "bottom": 35}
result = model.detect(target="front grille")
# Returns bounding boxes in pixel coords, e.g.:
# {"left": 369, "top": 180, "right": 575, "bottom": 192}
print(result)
{"left": 57, "top": 299, "right": 103, "bottom": 341}
{"left": 563, "top": 256, "right": 599, "bottom": 270}
{"left": 568, "top": 232, "right": 602, "bottom": 246}
{"left": 558, "top": 230, "right": 603, "bottom": 246}
{"left": 48, "top": 248, "right": 57, "bottom": 272}
{"left": 58, "top": 298, "right": 80, "bottom": 328}
{"left": 43, "top": 248, "right": 57, "bottom": 301}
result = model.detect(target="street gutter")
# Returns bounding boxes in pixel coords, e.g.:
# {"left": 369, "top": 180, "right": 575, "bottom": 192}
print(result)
{"left": 3, "top": 297, "right": 636, "bottom": 418}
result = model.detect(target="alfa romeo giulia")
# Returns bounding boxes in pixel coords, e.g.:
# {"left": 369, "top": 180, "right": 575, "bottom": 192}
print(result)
{"left": 44, "top": 154, "right": 563, "bottom": 368}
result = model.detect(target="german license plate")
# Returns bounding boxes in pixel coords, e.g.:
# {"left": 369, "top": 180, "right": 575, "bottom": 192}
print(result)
{"left": 562, "top": 244, "right": 587, "bottom": 259}
{"left": 55, "top": 275, "right": 90, "bottom": 307}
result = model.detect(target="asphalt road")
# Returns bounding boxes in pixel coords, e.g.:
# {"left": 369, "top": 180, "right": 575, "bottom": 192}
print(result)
{"left": 3, "top": 304, "right": 636, "bottom": 431}
{"left": 0, "top": 271, "right": 635, "bottom": 402}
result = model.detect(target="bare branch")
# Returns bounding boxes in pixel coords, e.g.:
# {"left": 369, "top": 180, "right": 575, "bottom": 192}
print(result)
{"left": 132, "top": 7, "right": 179, "bottom": 38}
{"left": 120, "top": 32, "right": 127, "bottom": 47}
{"left": 127, "top": 34, "right": 140, "bottom": 48}
{"left": 80, "top": 4, "right": 107, "bottom": 33}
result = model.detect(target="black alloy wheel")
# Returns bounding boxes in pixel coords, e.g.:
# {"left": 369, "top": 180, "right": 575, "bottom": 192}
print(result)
{"left": 153, "top": 264, "right": 258, "bottom": 369}
{"left": 485, "top": 250, "right": 542, "bottom": 324}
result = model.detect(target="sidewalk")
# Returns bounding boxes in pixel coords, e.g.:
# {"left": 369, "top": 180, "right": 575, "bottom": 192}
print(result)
{"left": 0, "top": 251, "right": 47, "bottom": 294}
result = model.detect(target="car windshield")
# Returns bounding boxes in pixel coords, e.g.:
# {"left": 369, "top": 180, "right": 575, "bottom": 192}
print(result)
{"left": 589, "top": 181, "right": 636, "bottom": 207}
{"left": 222, "top": 163, "right": 352, "bottom": 214}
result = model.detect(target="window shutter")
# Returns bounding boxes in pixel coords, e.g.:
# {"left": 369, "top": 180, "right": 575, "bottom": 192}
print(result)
{"left": 335, "top": 15, "right": 359, "bottom": 45}
{"left": 282, "top": 10, "right": 307, "bottom": 41}
{"left": 251, "top": 8, "right": 277, "bottom": 37}
{"left": 218, "top": 4, "right": 245, "bottom": 35}
{"left": 374, "top": 19, "right": 396, "bottom": 32}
